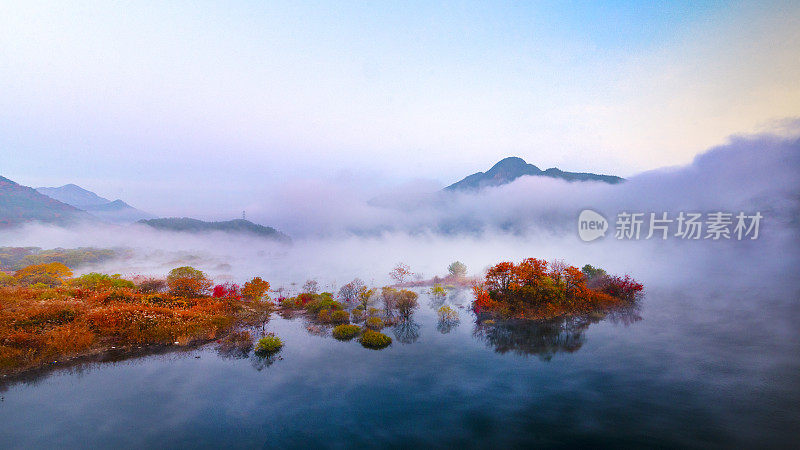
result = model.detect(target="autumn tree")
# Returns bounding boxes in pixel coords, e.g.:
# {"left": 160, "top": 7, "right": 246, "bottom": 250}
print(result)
{"left": 395, "top": 289, "right": 419, "bottom": 318}
{"left": 357, "top": 287, "right": 376, "bottom": 312}
{"left": 389, "top": 263, "right": 412, "bottom": 284}
{"left": 167, "top": 266, "right": 212, "bottom": 297}
{"left": 242, "top": 277, "right": 270, "bottom": 301}
{"left": 447, "top": 261, "right": 467, "bottom": 278}
{"left": 0, "top": 271, "right": 17, "bottom": 286}
{"left": 380, "top": 287, "right": 399, "bottom": 316}
{"left": 14, "top": 262, "right": 73, "bottom": 287}
{"left": 212, "top": 282, "right": 241, "bottom": 299}
{"left": 338, "top": 278, "right": 365, "bottom": 303}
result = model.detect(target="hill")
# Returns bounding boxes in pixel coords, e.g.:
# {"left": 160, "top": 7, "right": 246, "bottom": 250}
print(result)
{"left": 0, "top": 176, "right": 93, "bottom": 227}
{"left": 445, "top": 157, "right": 624, "bottom": 192}
{"left": 36, "top": 184, "right": 154, "bottom": 223}
{"left": 137, "top": 217, "right": 290, "bottom": 242}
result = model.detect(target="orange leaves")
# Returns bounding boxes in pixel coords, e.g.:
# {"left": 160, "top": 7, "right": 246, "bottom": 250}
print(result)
{"left": 242, "top": 277, "right": 270, "bottom": 301}
{"left": 13, "top": 262, "right": 73, "bottom": 287}
{"left": 0, "top": 269, "right": 274, "bottom": 374}
{"left": 166, "top": 266, "right": 212, "bottom": 297}
{"left": 473, "top": 258, "right": 642, "bottom": 320}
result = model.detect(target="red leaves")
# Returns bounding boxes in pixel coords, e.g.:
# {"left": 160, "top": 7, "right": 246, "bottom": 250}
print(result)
{"left": 473, "top": 258, "right": 642, "bottom": 320}
{"left": 212, "top": 283, "right": 241, "bottom": 300}
{"left": 596, "top": 275, "right": 643, "bottom": 301}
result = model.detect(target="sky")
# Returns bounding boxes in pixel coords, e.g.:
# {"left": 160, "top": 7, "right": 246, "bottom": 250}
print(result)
{"left": 1, "top": 0, "right": 799, "bottom": 218}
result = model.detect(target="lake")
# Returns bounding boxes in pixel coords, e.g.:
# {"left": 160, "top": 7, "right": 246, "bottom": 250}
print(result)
{"left": 1, "top": 234, "right": 798, "bottom": 448}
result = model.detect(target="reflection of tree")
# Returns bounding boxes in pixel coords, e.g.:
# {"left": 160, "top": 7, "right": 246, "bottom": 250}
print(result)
{"left": 250, "top": 353, "right": 279, "bottom": 371}
{"left": 473, "top": 316, "right": 597, "bottom": 361}
{"left": 604, "top": 303, "right": 642, "bottom": 326}
{"left": 392, "top": 319, "right": 421, "bottom": 344}
{"left": 436, "top": 318, "right": 459, "bottom": 334}
{"left": 216, "top": 343, "right": 250, "bottom": 360}
{"left": 436, "top": 304, "right": 460, "bottom": 334}
{"left": 428, "top": 293, "right": 445, "bottom": 310}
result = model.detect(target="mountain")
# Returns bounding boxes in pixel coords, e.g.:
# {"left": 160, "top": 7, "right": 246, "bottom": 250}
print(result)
{"left": 0, "top": 176, "right": 94, "bottom": 227}
{"left": 444, "top": 157, "right": 624, "bottom": 192}
{"left": 36, "top": 184, "right": 110, "bottom": 208}
{"left": 36, "top": 184, "right": 154, "bottom": 223}
{"left": 137, "top": 217, "right": 291, "bottom": 242}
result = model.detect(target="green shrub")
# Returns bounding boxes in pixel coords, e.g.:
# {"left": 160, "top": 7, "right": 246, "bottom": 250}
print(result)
{"left": 359, "top": 329, "right": 391, "bottom": 349}
{"left": 71, "top": 273, "right": 136, "bottom": 290}
{"left": 430, "top": 285, "right": 447, "bottom": 299}
{"left": 365, "top": 317, "right": 385, "bottom": 330}
{"left": 332, "top": 324, "right": 361, "bottom": 340}
{"left": 255, "top": 335, "right": 283, "bottom": 356}
{"left": 306, "top": 295, "right": 343, "bottom": 313}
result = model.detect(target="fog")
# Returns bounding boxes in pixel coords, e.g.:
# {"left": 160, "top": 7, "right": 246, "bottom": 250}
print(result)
{"left": 1, "top": 130, "right": 798, "bottom": 294}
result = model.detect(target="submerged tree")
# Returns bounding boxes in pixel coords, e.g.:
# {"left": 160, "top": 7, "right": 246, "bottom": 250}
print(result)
{"left": 338, "top": 278, "right": 365, "bottom": 303}
{"left": 381, "top": 286, "right": 400, "bottom": 316}
{"left": 436, "top": 304, "right": 460, "bottom": 334}
{"left": 357, "top": 287, "right": 377, "bottom": 312}
{"left": 395, "top": 289, "right": 419, "bottom": 319}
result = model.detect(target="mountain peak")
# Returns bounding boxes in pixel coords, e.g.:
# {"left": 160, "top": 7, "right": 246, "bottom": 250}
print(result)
{"left": 37, "top": 184, "right": 110, "bottom": 208}
{"left": 445, "top": 157, "right": 623, "bottom": 191}
{"left": 488, "top": 156, "right": 535, "bottom": 172}
{"left": 35, "top": 184, "right": 153, "bottom": 223}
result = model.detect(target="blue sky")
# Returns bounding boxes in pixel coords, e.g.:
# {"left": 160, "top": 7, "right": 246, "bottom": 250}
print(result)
{"left": 1, "top": 1, "right": 798, "bottom": 217}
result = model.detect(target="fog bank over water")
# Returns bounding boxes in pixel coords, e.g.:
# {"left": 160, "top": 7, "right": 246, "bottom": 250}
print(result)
{"left": 241, "top": 129, "right": 800, "bottom": 238}
{"left": 1, "top": 130, "right": 798, "bottom": 290}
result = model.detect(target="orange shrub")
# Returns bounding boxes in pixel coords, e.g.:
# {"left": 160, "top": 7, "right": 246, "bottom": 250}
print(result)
{"left": 0, "top": 270, "right": 272, "bottom": 375}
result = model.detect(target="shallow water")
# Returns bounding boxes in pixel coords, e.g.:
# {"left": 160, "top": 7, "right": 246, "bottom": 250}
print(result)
{"left": 1, "top": 236, "right": 799, "bottom": 448}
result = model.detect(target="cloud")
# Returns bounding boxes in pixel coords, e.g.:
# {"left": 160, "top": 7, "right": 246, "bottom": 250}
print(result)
{"left": 245, "top": 129, "right": 799, "bottom": 238}
{"left": 1, "top": 129, "right": 797, "bottom": 291}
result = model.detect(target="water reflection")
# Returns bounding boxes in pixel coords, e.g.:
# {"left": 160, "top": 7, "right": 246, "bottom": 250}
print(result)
{"left": 473, "top": 306, "right": 641, "bottom": 361}
{"left": 436, "top": 317, "right": 459, "bottom": 334}
{"left": 392, "top": 319, "right": 421, "bottom": 344}
{"left": 250, "top": 353, "right": 281, "bottom": 371}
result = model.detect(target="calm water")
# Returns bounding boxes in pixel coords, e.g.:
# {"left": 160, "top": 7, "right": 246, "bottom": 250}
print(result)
{"left": 1, "top": 246, "right": 799, "bottom": 448}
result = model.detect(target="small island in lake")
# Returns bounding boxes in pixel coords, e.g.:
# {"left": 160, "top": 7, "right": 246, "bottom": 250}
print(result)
{"left": 471, "top": 258, "right": 643, "bottom": 321}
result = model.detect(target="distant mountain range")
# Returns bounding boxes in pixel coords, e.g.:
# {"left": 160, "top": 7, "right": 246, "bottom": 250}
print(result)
{"left": 36, "top": 184, "right": 154, "bottom": 223}
{"left": 138, "top": 217, "right": 291, "bottom": 242}
{"left": 445, "top": 157, "right": 624, "bottom": 191}
{"left": 0, "top": 176, "right": 93, "bottom": 227}
{"left": 1, "top": 176, "right": 290, "bottom": 240}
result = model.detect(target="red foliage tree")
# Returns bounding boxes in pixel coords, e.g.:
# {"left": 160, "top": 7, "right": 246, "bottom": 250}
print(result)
{"left": 472, "top": 259, "right": 642, "bottom": 320}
